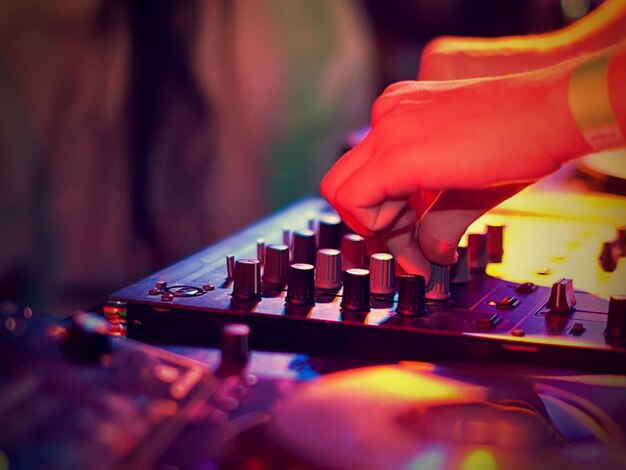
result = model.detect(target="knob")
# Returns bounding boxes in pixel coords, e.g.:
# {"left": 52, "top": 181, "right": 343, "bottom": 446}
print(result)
{"left": 546, "top": 278, "right": 576, "bottom": 312}
{"left": 617, "top": 226, "right": 626, "bottom": 255}
{"left": 63, "top": 312, "right": 111, "bottom": 363}
{"left": 286, "top": 263, "right": 315, "bottom": 306}
{"left": 226, "top": 254, "right": 236, "bottom": 280}
{"left": 232, "top": 259, "right": 261, "bottom": 301}
{"left": 606, "top": 295, "right": 626, "bottom": 337}
{"left": 487, "top": 224, "right": 504, "bottom": 263}
{"left": 342, "top": 234, "right": 366, "bottom": 271}
{"left": 450, "top": 245, "right": 471, "bottom": 284}
{"left": 291, "top": 230, "right": 316, "bottom": 266}
{"left": 315, "top": 249, "right": 342, "bottom": 290}
{"left": 468, "top": 232, "right": 488, "bottom": 269}
{"left": 426, "top": 264, "right": 451, "bottom": 300}
{"left": 341, "top": 268, "right": 370, "bottom": 311}
{"left": 256, "top": 239, "right": 265, "bottom": 265}
{"left": 396, "top": 275, "right": 426, "bottom": 316}
{"left": 599, "top": 242, "right": 618, "bottom": 272}
{"left": 220, "top": 323, "right": 250, "bottom": 365}
{"left": 370, "top": 253, "right": 395, "bottom": 295}
{"left": 318, "top": 214, "right": 342, "bottom": 250}
{"left": 262, "top": 244, "right": 290, "bottom": 287}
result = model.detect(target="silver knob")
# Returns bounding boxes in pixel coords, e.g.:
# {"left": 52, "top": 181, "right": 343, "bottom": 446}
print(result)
{"left": 315, "top": 249, "right": 342, "bottom": 290}
{"left": 369, "top": 253, "right": 395, "bottom": 295}
{"left": 426, "top": 263, "right": 451, "bottom": 300}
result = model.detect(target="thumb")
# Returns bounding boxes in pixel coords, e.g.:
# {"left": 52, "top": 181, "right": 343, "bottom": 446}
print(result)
{"left": 418, "top": 185, "right": 529, "bottom": 265}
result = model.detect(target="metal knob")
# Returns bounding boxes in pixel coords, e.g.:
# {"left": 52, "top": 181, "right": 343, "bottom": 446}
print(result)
{"left": 232, "top": 259, "right": 261, "bottom": 301}
{"left": 341, "top": 234, "right": 366, "bottom": 271}
{"left": 286, "top": 263, "right": 315, "bottom": 306}
{"left": 318, "top": 214, "right": 342, "bottom": 250}
{"left": 262, "top": 244, "right": 290, "bottom": 287}
{"left": 315, "top": 249, "right": 342, "bottom": 290}
{"left": 396, "top": 275, "right": 426, "bottom": 316}
{"left": 369, "top": 253, "right": 395, "bottom": 295}
{"left": 341, "top": 268, "right": 370, "bottom": 312}
{"left": 291, "top": 230, "right": 317, "bottom": 266}
{"left": 426, "top": 263, "right": 451, "bottom": 300}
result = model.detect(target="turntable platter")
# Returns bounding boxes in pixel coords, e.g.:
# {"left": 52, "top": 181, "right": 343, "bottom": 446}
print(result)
{"left": 267, "top": 364, "right": 626, "bottom": 470}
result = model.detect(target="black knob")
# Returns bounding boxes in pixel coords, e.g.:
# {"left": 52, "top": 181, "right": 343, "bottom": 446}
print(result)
{"left": 450, "top": 245, "right": 470, "bottom": 284}
{"left": 286, "top": 263, "right": 315, "bottom": 306}
{"left": 468, "top": 232, "right": 488, "bottom": 269}
{"left": 606, "top": 295, "right": 626, "bottom": 337}
{"left": 342, "top": 234, "right": 366, "bottom": 271}
{"left": 396, "top": 275, "right": 426, "bottom": 316}
{"left": 546, "top": 278, "right": 576, "bottom": 313}
{"left": 291, "top": 230, "right": 316, "bottom": 266}
{"left": 262, "top": 244, "right": 290, "bottom": 287}
{"left": 63, "top": 312, "right": 111, "bottom": 363}
{"left": 318, "top": 214, "right": 342, "bottom": 250}
{"left": 232, "top": 259, "right": 261, "bottom": 301}
{"left": 220, "top": 323, "right": 250, "bottom": 365}
{"left": 487, "top": 224, "right": 504, "bottom": 263}
{"left": 599, "top": 241, "right": 618, "bottom": 272}
{"left": 341, "top": 268, "right": 370, "bottom": 311}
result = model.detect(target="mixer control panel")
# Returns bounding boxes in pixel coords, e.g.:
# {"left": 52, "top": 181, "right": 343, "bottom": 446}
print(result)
{"left": 110, "top": 198, "right": 626, "bottom": 372}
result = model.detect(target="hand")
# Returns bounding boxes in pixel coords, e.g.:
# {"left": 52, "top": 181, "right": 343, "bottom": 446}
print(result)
{"left": 321, "top": 66, "right": 585, "bottom": 279}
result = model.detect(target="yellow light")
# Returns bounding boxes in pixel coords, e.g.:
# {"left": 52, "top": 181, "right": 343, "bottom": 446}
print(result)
{"left": 315, "top": 366, "right": 484, "bottom": 404}
{"left": 460, "top": 448, "right": 499, "bottom": 470}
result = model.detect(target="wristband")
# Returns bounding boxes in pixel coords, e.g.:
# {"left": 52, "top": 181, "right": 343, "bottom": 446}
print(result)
{"left": 568, "top": 54, "right": 625, "bottom": 152}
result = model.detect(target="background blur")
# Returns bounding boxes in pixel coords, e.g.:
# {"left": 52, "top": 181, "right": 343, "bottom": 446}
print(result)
{"left": 0, "top": 0, "right": 598, "bottom": 315}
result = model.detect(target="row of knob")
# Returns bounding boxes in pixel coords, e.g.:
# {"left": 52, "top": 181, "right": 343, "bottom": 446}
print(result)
{"left": 232, "top": 254, "right": 430, "bottom": 315}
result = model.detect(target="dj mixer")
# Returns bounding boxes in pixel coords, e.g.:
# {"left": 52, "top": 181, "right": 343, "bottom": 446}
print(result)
{"left": 108, "top": 165, "right": 626, "bottom": 373}
{"left": 3, "top": 160, "right": 626, "bottom": 469}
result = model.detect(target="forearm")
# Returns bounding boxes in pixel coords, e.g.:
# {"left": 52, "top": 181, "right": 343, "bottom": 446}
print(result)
{"left": 420, "top": 0, "right": 626, "bottom": 79}
{"left": 547, "top": 41, "right": 626, "bottom": 163}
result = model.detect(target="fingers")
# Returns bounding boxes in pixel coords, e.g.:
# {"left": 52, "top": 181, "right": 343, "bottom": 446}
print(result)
{"left": 418, "top": 185, "right": 528, "bottom": 264}
{"left": 385, "top": 224, "right": 432, "bottom": 280}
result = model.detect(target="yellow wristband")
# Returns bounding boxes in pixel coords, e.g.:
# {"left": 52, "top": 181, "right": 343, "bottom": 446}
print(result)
{"left": 568, "top": 53, "right": 624, "bottom": 151}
